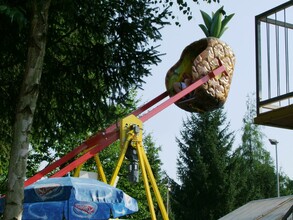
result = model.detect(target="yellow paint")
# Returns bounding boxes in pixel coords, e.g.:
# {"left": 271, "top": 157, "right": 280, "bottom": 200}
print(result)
{"left": 109, "top": 131, "right": 133, "bottom": 186}
{"left": 94, "top": 154, "right": 107, "bottom": 183}
{"left": 120, "top": 114, "right": 143, "bottom": 148}
{"left": 74, "top": 114, "right": 169, "bottom": 219}
{"left": 73, "top": 148, "right": 106, "bottom": 182}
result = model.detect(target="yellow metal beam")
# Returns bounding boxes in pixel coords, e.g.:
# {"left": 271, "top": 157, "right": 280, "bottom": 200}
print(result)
{"left": 94, "top": 154, "right": 107, "bottom": 183}
{"left": 75, "top": 114, "right": 169, "bottom": 219}
{"left": 120, "top": 114, "right": 143, "bottom": 148}
{"left": 73, "top": 148, "right": 107, "bottom": 183}
{"left": 136, "top": 139, "right": 157, "bottom": 220}
{"left": 140, "top": 142, "right": 169, "bottom": 219}
{"left": 109, "top": 131, "right": 133, "bottom": 186}
{"left": 119, "top": 114, "right": 169, "bottom": 220}
{"left": 73, "top": 163, "right": 84, "bottom": 177}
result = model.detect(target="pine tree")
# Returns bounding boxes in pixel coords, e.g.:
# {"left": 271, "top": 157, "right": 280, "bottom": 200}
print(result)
{"left": 280, "top": 174, "right": 293, "bottom": 195}
{"left": 171, "top": 108, "right": 235, "bottom": 220}
{"left": 232, "top": 94, "right": 276, "bottom": 207}
{"left": 81, "top": 133, "right": 167, "bottom": 219}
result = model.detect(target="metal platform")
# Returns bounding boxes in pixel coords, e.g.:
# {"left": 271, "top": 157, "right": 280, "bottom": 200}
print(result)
{"left": 255, "top": 1, "right": 293, "bottom": 130}
{"left": 254, "top": 104, "right": 293, "bottom": 129}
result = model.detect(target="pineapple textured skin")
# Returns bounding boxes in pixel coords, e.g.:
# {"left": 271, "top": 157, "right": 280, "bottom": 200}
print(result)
{"left": 165, "top": 37, "right": 235, "bottom": 113}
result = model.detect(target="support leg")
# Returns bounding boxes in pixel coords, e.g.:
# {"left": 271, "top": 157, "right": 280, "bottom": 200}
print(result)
{"left": 140, "top": 143, "right": 169, "bottom": 220}
{"left": 136, "top": 140, "right": 157, "bottom": 220}
{"left": 109, "top": 131, "right": 134, "bottom": 186}
{"left": 94, "top": 154, "right": 107, "bottom": 183}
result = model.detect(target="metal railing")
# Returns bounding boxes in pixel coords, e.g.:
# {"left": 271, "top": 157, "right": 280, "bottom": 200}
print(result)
{"left": 255, "top": 0, "right": 293, "bottom": 115}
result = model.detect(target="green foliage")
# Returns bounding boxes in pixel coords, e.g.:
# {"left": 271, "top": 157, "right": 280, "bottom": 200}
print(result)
{"left": 0, "top": 0, "right": 224, "bottom": 190}
{"left": 80, "top": 133, "right": 167, "bottom": 219}
{"left": 120, "top": 133, "right": 167, "bottom": 219}
{"left": 152, "top": 0, "right": 220, "bottom": 26}
{"left": 170, "top": 94, "right": 293, "bottom": 219}
{"left": 0, "top": 1, "right": 28, "bottom": 173}
{"left": 0, "top": 4, "right": 27, "bottom": 29}
{"left": 280, "top": 173, "right": 293, "bottom": 195}
{"left": 232, "top": 94, "right": 278, "bottom": 207}
{"left": 172, "top": 108, "right": 236, "bottom": 219}
{"left": 199, "top": 6, "right": 234, "bottom": 38}
{"left": 0, "top": 141, "right": 9, "bottom": 195}
{"left": 0, "top": 0, "right": 169, "bottom": 182}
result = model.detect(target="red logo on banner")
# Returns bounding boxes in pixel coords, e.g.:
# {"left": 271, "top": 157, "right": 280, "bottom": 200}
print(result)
{"left": 73, "top": 202, "right": 97, "bottom": 216}
{"left": 34, "top": 183, "right": 62, "bottom": 200}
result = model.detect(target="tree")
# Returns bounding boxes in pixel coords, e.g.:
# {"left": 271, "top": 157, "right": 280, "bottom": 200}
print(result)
{"left": 80, "top": 133, "right": 167, "bottom": 219}
{"left": 171, "top": 108, "right": 235, "bottom": 220}
{"left": 280, "top": 173, "right": 293, "bottom": 196}
{"left": 0, "top": 141, "right": 9, "bottom": 195}
{"left": 1, "top": 0, "right": 169, "bottom": 218}
{"left": 0, "top": 0, "right": 220, "bottom": 218}
{"left": 2, "top": 1, "right": 51, "bottom": 219}
{"left": 232, "top": 94, "right": 276, "bottom": 207}
{"left": 120, "top": 133, "right": 168, "bottom": 219}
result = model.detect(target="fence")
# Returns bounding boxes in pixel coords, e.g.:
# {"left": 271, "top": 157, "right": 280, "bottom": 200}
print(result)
{"left": 255, "top": 1, "right": 293, "bottom": 115}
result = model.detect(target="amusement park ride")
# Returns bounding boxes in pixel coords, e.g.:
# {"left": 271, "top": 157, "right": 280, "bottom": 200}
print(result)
{"left": 7, "top": 1, "right": 291, "bottom": 218}
{"left": 23, "top": 63, "right": 228, "bottom": 220}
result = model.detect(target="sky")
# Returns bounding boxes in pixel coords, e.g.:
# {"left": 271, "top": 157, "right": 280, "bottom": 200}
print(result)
{"left": 137, "top": 0, "right": 293, "bottom": 184}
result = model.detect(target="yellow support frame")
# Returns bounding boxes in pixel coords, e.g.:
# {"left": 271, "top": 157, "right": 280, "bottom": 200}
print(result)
{"left": 110, "top": 114, "right": 169, "bottom": 220}
{"left": 73, "top": 148, "right": 107, "bottom": 183}
{"left": 109, "top": 130, "right": 134, "bottom": 186}
{"left": 73, "top": 114, "right": 169, "bottom": 219}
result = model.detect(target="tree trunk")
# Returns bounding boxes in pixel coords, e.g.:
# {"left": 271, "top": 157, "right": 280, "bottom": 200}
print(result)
{"left": 3, "top": 1, "right": 51, "bottom": 219}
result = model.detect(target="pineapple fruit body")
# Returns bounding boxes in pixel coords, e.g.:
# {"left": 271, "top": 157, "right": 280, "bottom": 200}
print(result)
{"left": 165, "top": 37, "right": 236, "bottom": 113}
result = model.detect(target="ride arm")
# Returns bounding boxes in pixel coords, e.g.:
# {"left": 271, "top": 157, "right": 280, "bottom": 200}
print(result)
{"left": 24, "top": 64, "right": 226, "bottom": 186}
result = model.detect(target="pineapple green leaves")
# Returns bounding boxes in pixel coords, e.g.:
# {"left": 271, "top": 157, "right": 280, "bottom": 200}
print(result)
{"left": 199, "top": 6, "right": 234, "bottom": 38}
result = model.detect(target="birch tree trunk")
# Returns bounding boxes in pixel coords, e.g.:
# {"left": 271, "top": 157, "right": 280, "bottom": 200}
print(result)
{"left": 3, "top": 1, "right": 51, "bottom": 219}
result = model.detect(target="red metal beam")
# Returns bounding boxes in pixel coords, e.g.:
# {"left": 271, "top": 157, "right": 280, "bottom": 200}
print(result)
{"left": 49, "top": 65, "right": 226, "bottom": 180}
{"left": 25, "top": 64, "right": 226, "bottom": 186}
{"left": 132, "top": 91, "right": 168, "bottom": 116}
{"left": 140, "top": 65, "right": 226, "bottom": 122}
{"left": 51, "top": 130, "right": 120, "bottom": 178}
{"left": 24, "top": 123, "right": 121, "bottom": 186}
{"left": 24, "top": 91, "right": 168, "bottom": 186}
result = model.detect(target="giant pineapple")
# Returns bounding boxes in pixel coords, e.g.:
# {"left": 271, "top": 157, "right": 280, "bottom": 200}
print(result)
{"left": 165, "top": 7, "right": 236, "bottom": 113}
